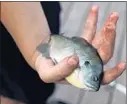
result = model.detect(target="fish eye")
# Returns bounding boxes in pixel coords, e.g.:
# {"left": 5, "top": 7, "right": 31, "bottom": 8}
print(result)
{"left": 91, "top": 76, "right": 99, "bottom": 82}
{"left": 84, "top": 61, "right": 90, "bottom": 66}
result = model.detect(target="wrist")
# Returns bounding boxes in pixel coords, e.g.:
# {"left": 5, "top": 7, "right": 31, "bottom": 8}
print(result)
{"left": 31, "top": 34, "right": 50, "bottom": 71}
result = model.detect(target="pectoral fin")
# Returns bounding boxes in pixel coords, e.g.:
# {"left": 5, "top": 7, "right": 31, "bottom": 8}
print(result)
{"left": 36, "top": 43, "right": 50, "bottom": 58}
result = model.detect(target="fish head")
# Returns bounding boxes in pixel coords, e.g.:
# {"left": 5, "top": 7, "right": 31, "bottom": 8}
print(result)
{"left": 79, "top": 56, "right": 103, "bottom": 91}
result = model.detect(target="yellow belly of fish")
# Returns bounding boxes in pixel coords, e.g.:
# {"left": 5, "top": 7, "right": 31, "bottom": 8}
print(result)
{"left": 65, "top": 70, "right": 85, "bottom": 88}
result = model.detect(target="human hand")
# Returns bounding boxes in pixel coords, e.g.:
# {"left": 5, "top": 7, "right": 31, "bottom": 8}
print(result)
{"left": 35, "top": 5, "right": 126, "bottom": 85}
{"left": 81, "top": 5, "right": 126, "bottom": 85}
{"left": 35, "top": 52, "right": 79, "bottom": 83}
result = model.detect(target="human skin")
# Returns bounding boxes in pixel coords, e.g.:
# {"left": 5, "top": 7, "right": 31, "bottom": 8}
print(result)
{"left": 0, "top": 96, "right": 25, "bottom": 104}
{"left": 81, "top": 5, "right": 126, "bottom": 84}
{"left": 1, "top": 2, "right": 51, "bottom": 70}
{"left": 1, "top": 2, "right": 126, "bottom": 104}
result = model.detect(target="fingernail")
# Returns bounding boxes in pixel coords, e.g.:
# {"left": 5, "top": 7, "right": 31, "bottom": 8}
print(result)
{"left": 92, "top": 5, "right": 99, "bottom": 11}
{"left": 110, "top": 12, "right": 119, "bottom": 18}
{"left": 119, "top": 63, "right": 126, "bottom": 69}
{"left": 68, "top": 55, "right": 78, "bottom": 65}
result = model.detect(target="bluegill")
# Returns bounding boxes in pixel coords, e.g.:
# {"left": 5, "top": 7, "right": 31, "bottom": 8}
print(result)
{"left": 37, "top": 35, "right": 103, "bottom": 91}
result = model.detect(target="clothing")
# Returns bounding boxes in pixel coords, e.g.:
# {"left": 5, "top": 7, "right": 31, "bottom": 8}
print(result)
{"left": 0, "top": 2, "right": 61, "bottom": 104}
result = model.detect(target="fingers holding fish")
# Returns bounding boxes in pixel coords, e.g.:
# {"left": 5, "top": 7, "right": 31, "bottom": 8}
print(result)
{"left": 36, "top": 55, "right": 79, "bottom": 83}
{"left": 92, "top": 12, "right": 119, "bottom": 64}
{"left": 35, "top": 34, "right": 125, "bottom": 91}
{"left": 51, "top": 55, "right": 79, "bottom": 80}
{"left": 81, "top": 5, "right": 99, "bottom": 43}
{"left": 35, "top": 54, "right": 55, "bottom": 72}
{"left": 102, "top": 62, "right": 126, "bottom": 85}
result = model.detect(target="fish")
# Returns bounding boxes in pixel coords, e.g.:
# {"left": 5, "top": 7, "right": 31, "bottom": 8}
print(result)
{"left": 37, "top": 35, "right": 103, "bottom": 91}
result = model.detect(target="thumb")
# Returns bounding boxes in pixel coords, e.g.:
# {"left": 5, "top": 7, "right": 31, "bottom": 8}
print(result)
{"left": 37, "top": 55, "right": 79, "bottom": 83}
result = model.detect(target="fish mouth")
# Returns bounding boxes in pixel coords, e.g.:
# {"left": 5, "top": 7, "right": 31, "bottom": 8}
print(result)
{"left": 76, "top": 70, "right": 99, "bottom": 91}
{"left": 84, "top": 82, "right": 99, "bottom": 91}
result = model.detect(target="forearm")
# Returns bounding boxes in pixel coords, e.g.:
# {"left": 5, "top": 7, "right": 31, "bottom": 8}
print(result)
{"left": 1, "top": 2, "right": 51, "bottom": 70}
{"left": 1, "top": 96, "right": 25, "bottom": 104}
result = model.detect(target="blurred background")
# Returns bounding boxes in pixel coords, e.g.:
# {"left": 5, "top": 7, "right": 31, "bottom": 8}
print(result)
{"left": 47, "top": 2, "right": 126, "bottom": 104}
